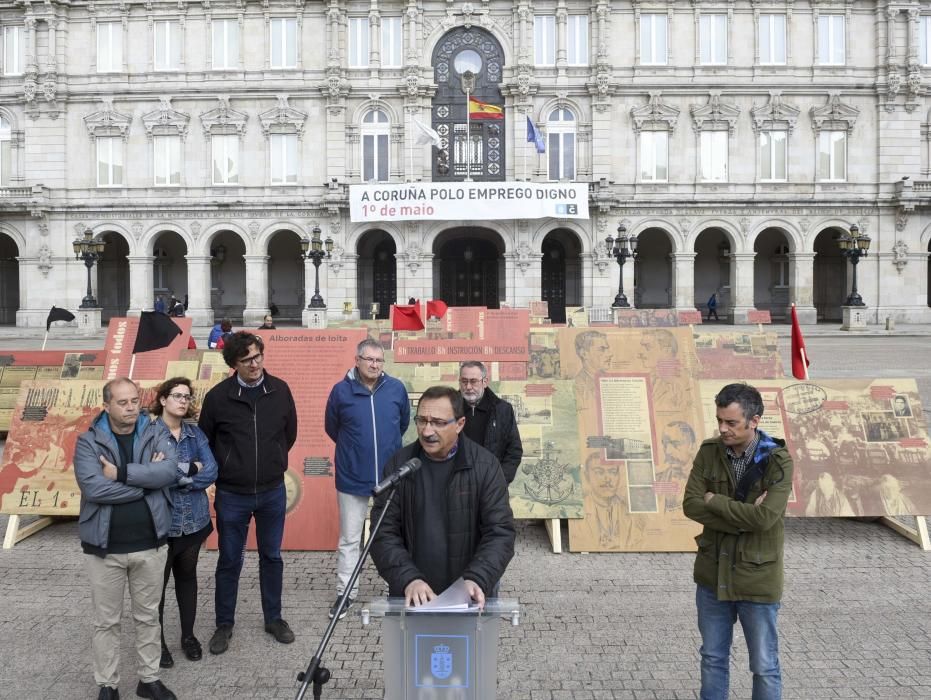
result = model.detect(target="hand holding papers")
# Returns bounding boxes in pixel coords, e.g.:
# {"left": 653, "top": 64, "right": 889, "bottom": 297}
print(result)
{"left": 407, "top": 577, "right": 485, "bottom": 612}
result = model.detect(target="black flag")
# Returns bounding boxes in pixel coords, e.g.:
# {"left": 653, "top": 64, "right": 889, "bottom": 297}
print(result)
{"left": 46, "top": 306, "right": 75, "bottom": 332}
{"left": 132, "top": 311, "right": 182, "bottom": 354}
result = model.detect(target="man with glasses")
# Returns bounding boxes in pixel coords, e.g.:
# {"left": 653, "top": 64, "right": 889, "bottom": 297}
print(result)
{"left": 325, "top": 338, "right": 410, "bottom": 619}
{"left": 458, "top": 361, "right": 523, "bottom": 484}
{"left": 198, "top": 331, "right": 298, "bottom": 654}
{"left": 370, "top": 385, "right": 515, "bottom": 607}
{"left": 75, "top": 377, "right": 181, "bottom": 700}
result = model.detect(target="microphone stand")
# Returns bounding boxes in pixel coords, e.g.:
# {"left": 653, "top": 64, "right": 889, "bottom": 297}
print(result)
{"left": 295, "top": 485, "right": 398, "bottom": 700}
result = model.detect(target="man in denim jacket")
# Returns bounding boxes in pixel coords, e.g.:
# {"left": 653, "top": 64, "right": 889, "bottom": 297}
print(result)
{"left": 683, "top": 383, "right": 794, "bottom": 700}
{"left": 75, "top": 378, "right": 181, "bottom": 700}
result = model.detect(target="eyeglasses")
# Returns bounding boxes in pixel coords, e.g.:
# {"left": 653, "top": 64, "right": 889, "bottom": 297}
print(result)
{"left": 414, "top": 416, "right": 458, "bottom": 429}
{"left": 238, "top": 353, "right": 264, "bottom": 366}
{"left": 358, "top": 356, "right": 385, "bottom": 365}
{"left": 169, "top": 393, "right": 193, "bottom": 403}
{"left": 459, "top": 378, "right": 484, "bottom": 386}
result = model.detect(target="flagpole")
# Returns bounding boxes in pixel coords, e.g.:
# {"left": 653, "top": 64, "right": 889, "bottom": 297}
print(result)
{"left": 407, "top": 111, "right": 413, "bottom": 182}
{"left": 41, "top": 331, "right": 48, "bottom": 351}
{"left": 465, "top": 94, "right": 472, "bottom": 182}
{"left": 800, "top": 347, "right": 810, "bottom": 380}
{"left": 523, "top": 129, "right": 527, "bottom": 181}
{"left": 128, "top": 354, "right": 136, "bottom": 380}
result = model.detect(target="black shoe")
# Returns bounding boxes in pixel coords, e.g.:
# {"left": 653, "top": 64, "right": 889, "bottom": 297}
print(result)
{"left": 208, "top": 624, "right": 233, "bottom": 655}
{"left": 97, "top": 688, "right": 119, "bottom": 700}
{"left": 181, "top": 635, "right": 202, "bottom": 661}
{"left": 135, "top": 680, "right": 177, "bottom": 700}
{"left": 264, "top": 618, "right": 295, "bottom": 644}
{"left": 328, "top": 595, "right": 355, "bottom": 620}
{"left": 159, "top": 645, "right": 174, "bottom": 669}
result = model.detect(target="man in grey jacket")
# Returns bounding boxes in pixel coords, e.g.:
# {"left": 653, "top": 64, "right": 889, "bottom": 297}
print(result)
{"left": 75, "top": 377, "right": 181, "bottom": 700}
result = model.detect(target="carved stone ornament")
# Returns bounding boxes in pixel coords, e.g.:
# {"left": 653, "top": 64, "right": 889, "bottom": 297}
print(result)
{"left": 248, "top": 221, "right": 260, "bottom": 238}
{"left": 810, "top": 93, "right": 860, "bottom": 133}
{"left": 907, "top": 67, "right": 922, "bottom": 96}
{"left": 37, "top": 244, "right": 53, "bottom": 277}
{"left": 690, "top": 92, "right": 740, "bottom": 134}
{"left": 738, "top": 217, "right": 751, "bottom": 234}
{"left": 258, "top": 94, "right": 308, "bottom": 139}
{"left": 891, "top": 239, "right": 908, "bottom": 273}
{"left": 751, "top": 91, "right": 800, "bottom": 134}
{"left": 517, "top": 69, "right": 531, "bottom": 96}
{"left": 199, "top": 96, "right": 248, "bottom": 137}
{"left": 190, "top": 221, "right": 201, "bottom": 240}
{"left": 23, "top": 78, "right": 37, "bottom": 102}
{"left": 405, "top": 71, "right": 420, "bottom": 97}
{"left": 895, "top": 208, "right": 909, "bottom": 231}
{"left": 42, "top": 79, "right": 56, "bottom": 103}
{"left": 887, "top": 67, "right": 902, "bottom": 97}
{"left": 141, "top": 96, "right": 191, "bottom": 138}
{"left": 328, "top": 244, "right": 345, "bottom": 275}
{"left": 131, "top": 222, "right": 143, "bottom": 239}
{"left": 515, "top": 241, "right": 534, "bottom": 274}
{"left": 84, "top": 97, "right": 133, "bottom": 138}
{"left": 630, "top": 92, "right": 679, "bottom": 133}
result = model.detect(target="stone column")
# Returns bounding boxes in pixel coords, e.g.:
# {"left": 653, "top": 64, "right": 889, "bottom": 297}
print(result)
{"left": 243, "top": 254, "right": 269, "bottom": 326}
{"left": 672, "top": 252, "right": 696, "bottom": 310}
{"left": 788, "top": 252, "right": 817, "bottom": 323}
{"left": 622, "top": 258, "right": 636, "bottom": 308}
{"left": 126, "top": 255, "right": 154, "bottom": 316}
{"left": 728, "top": 252, "right": 756, "bottom": 323}
{"left": 185, "top": 255, "right": 214, "bottom": 327}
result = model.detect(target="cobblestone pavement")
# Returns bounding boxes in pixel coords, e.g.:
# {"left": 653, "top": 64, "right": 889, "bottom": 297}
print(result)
{"left": 0, "top": 332, "right": 929, "bottom": 699}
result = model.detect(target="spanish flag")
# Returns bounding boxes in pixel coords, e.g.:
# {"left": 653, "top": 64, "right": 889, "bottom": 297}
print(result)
{"left": 468, "top": 97, "right": 504, "bottom": 120}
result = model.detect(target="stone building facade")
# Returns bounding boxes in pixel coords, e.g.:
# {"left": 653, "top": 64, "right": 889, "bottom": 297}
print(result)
{"left": 0, "top": 0, "right": 929, "bottom": 328}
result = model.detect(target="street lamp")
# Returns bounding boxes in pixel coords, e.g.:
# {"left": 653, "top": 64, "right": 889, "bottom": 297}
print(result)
{"left": 837, "top": 223, "right": 871, "bottom": 307}
{"left": 71, "top": 228, "right": 106, "bottom": 309}
{"left": 606, "top": 223, "right": 638, "bottom": 308}
{"left": 300, "top": 225, "right": 334, "bottom": 309}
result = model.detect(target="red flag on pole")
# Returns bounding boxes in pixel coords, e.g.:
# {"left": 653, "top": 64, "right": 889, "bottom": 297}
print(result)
{"left": 426, "top": 299, "right": 448, "bottom": 320}
{"left": 790, "top": 304, "right": 810, "bottom": 380}
{"left": 392, "top": 304, "right": 424, "bottom": 331}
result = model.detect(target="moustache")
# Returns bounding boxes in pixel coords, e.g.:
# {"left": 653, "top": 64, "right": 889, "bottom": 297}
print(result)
{"left": 421, "top": 436, "right": 441, "bottom": 444}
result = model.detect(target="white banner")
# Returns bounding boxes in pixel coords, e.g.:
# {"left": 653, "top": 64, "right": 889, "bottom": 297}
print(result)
{"left": 349, "top": 182, "right": 589, "bottom": 222}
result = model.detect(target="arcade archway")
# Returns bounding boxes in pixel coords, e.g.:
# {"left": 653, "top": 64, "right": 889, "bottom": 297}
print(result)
{"left": 0, "top": 234, "right": 18, "bottom": 325}
{"left": 433, "top": 228, "right": 505, "bottom": 308}
{"left": 356, "top": 230, "right": 397, "bottom": 319}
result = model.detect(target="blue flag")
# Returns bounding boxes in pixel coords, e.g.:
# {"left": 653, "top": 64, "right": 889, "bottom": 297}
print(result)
{"left": 526, "top": 116, "right": 545, "bottom": 154}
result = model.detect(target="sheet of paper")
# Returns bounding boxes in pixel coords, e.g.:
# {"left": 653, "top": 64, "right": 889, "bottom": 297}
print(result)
{"left": 407, "top": 577, "right": 478, "bottom": 612}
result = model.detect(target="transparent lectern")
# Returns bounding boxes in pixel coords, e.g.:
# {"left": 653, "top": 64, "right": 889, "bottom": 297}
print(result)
{"left": 361, "top": 598, "right": 520, "bottom": 700}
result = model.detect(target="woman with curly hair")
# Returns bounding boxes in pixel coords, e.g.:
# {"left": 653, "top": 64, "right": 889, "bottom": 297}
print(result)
{"left": 150, "top": 377, "right": 218, "bottom": 668}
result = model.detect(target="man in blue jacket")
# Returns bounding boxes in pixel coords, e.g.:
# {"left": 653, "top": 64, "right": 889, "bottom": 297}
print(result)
{"left": 75, "top": 377, "right": 181, "bottom": 700}
{"left": 325, "top": 338, "right": 410, "bottom": 619}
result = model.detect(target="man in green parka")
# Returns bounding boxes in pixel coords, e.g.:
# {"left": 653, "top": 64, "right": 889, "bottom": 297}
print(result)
{"left": 683, "top": 383, "right": 794, "bottom": 700}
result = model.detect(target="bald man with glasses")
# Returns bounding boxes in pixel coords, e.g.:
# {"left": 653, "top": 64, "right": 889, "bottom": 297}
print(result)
{"left": 325, "top": 338, "right": 410, "bottom": 619}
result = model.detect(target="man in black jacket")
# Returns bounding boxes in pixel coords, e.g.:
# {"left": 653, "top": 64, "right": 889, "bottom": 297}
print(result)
{"left": 370, "top": 385, "right": 515, "bottom": 608}
{"left": 458, "top": 361, "right": 523, "bottom": 484}
{"left": 198, "top": 331, "right": 298, "bottom": 654}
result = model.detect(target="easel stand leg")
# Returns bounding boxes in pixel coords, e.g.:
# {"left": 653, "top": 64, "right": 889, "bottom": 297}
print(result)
{"left": 3, "top": 515, "right": 55, "bottom": 549}
{"left": 543, "top": 518, "right": 563, "bottom": 554}
{"left": 878, "top": 516, "right": 931, "bottom": 550}
{"left": 294, "top": 488, "right": 398, "bottom": 700}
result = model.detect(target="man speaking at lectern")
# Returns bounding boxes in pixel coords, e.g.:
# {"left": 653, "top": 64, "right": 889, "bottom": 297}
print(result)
{"left": 370, "top": 385, "right": 515, "bottom": 608}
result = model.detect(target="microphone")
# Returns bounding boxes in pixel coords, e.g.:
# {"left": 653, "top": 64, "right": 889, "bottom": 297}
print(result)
{"left": 372, "top": 457, "right": 422, "bottom": 496}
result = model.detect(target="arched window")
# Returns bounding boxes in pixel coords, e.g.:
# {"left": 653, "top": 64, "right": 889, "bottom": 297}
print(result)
{"left": 0, "top": 116, "right": 11, "bottom": 186}
{"left": 547, "top": 108, "right": 575, "bottom": 181}
{"left": 361, "top": 109, "right": 390, "bottom": 182}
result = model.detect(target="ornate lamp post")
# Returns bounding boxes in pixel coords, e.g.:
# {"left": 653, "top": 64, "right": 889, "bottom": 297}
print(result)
{"left": 72, "top": 228, "right": 106, "bottom": 309}
{"left": 606, "top": 223, "right": 638, "bottom": 308}
{"left": 837, "top": 223, "right": 871, "bottom": 307}
{"left": 300, "top": 225, "right": 333, "bottom": 309}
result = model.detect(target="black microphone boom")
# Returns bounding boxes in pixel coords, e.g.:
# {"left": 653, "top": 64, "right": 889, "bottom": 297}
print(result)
{"left": 372, "top": 457, "right": 422, "bottom": 496}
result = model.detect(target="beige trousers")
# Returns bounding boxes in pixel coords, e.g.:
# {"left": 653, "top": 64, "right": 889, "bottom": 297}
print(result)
{"left": 84, "top": 547, "right": 168, "bottom": 688}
